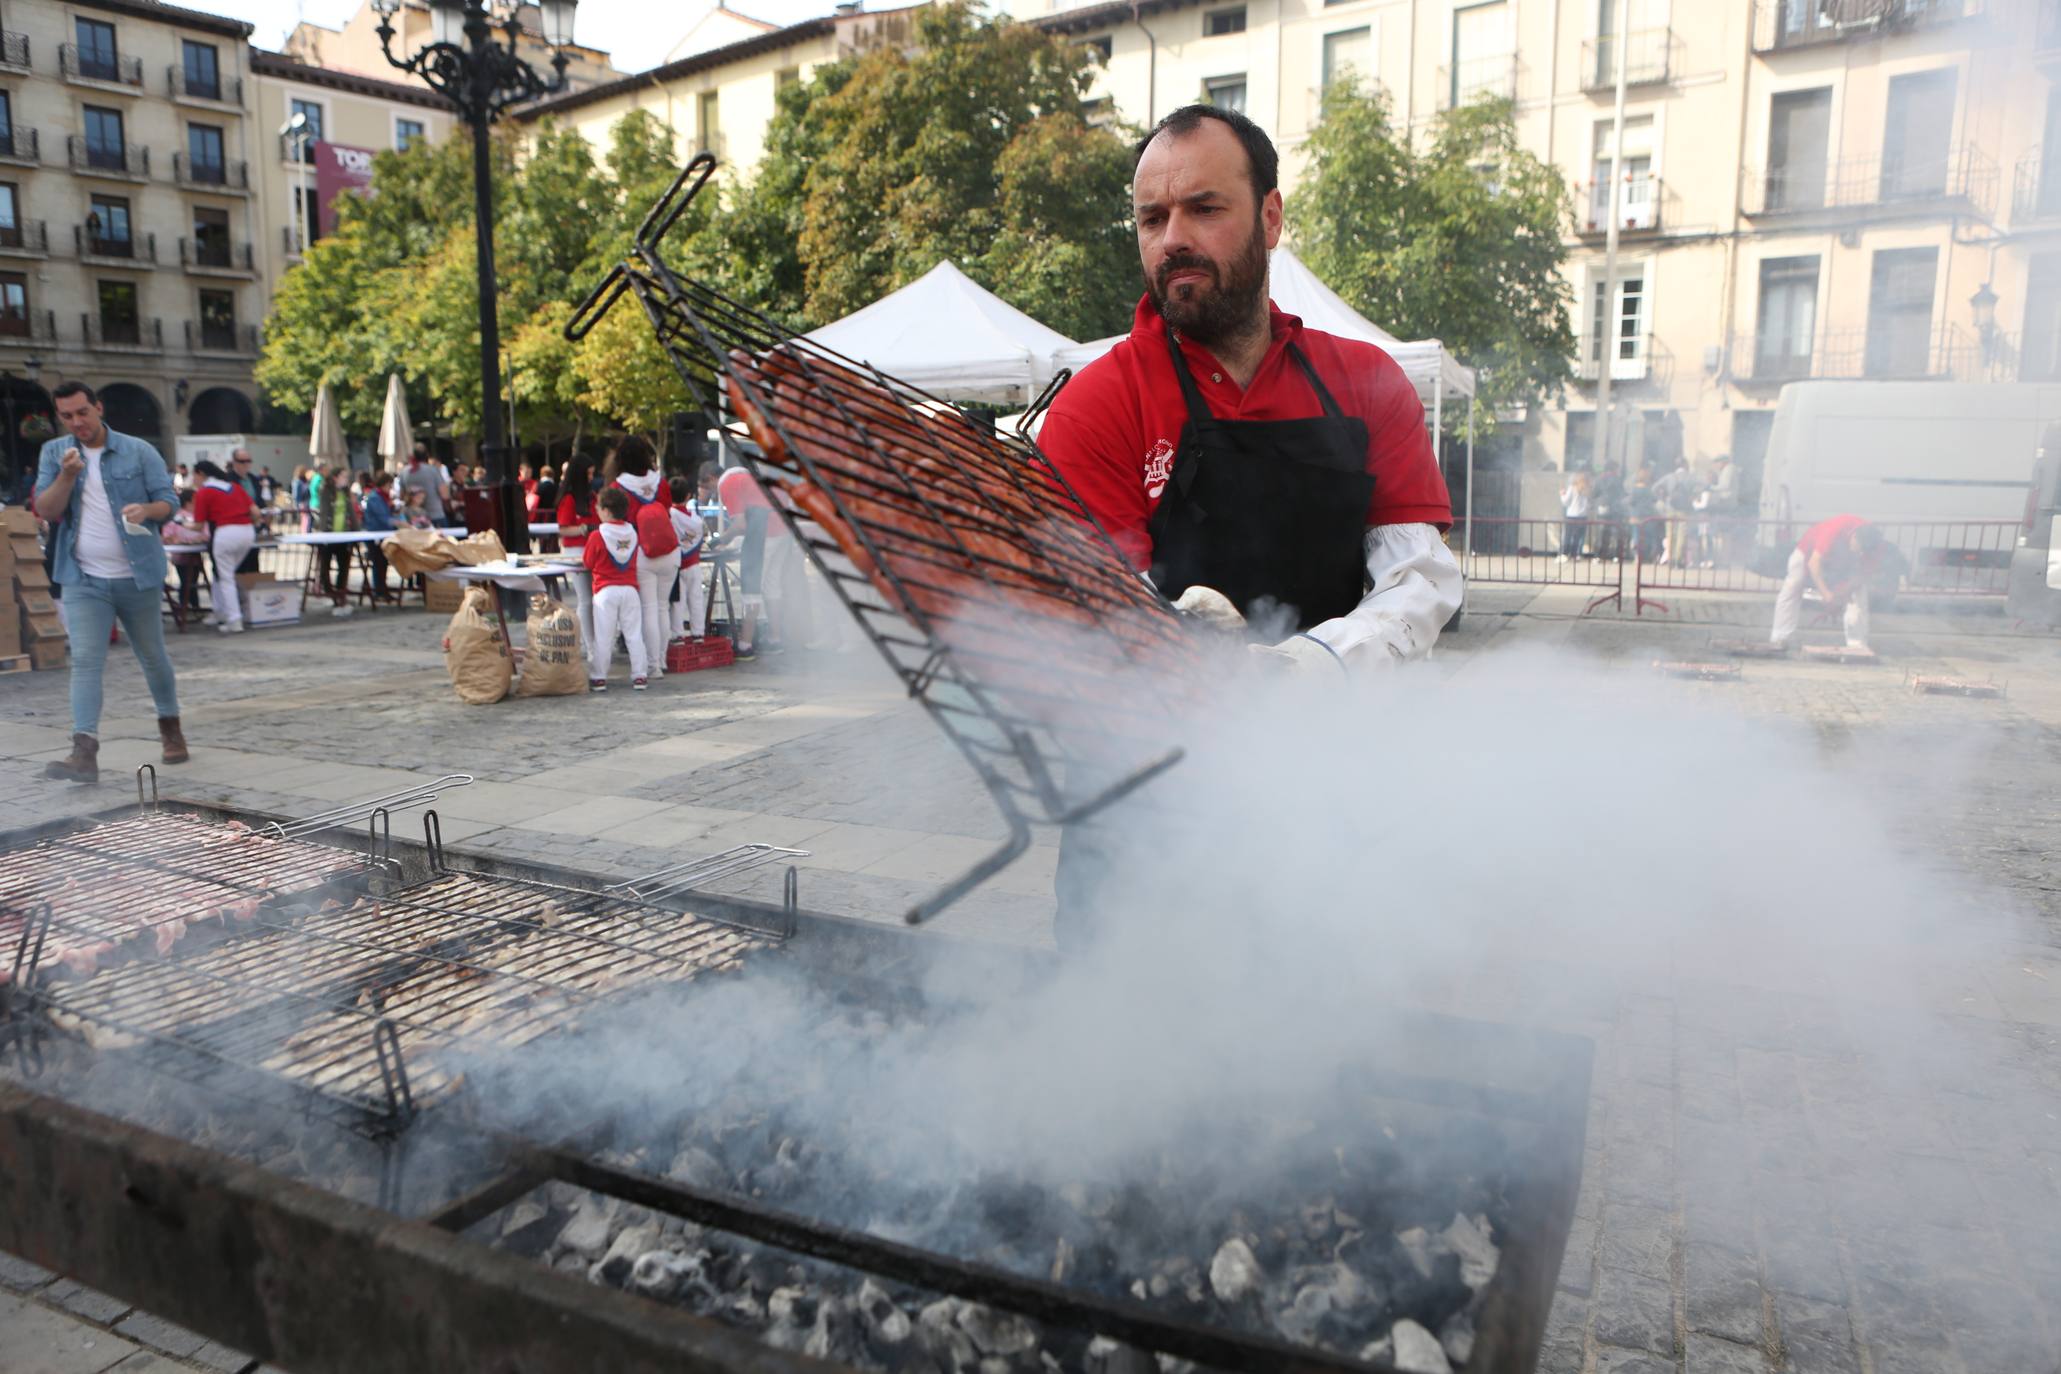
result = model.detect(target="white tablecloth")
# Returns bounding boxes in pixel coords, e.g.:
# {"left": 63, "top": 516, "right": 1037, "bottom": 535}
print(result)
{"left": 425, "top": 559, "right": 582, "bottom": 593}
{"left": 276, "top": 531, "right": 389, "bottom": 546}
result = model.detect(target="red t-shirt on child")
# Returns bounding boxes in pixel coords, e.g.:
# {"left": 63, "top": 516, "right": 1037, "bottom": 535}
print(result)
{"left": 584, "top": 522, "right": 639, "bottom": 590}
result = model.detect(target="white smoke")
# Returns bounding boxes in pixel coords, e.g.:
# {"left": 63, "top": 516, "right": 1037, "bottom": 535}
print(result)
{"left": 463, "top": 636, "right": 2059, "bottom": 1362}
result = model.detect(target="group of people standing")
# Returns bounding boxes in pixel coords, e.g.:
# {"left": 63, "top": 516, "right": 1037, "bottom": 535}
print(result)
{"left": 553, "top": 438, "right": 802, "bottom": 687}
{"left": 1558, "top": 453, "right": 1742, "bottom": 566}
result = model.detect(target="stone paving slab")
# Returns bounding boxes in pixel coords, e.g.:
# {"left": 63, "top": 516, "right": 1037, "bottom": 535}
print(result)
{"left": 1, "top": 593, "right": 2059, "bottom": 1373}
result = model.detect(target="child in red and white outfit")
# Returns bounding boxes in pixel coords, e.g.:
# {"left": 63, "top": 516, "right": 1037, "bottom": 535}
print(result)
{"left": 584, "top": 486, "right": 648, "bottom": 690}
{"left": 191, "top": 459, "right": 255, "bottom": 634}
{"left": 608, "top": 436, "right": 675, "bottom": 679}
{"left": 666, "top": 474, "right": 707, "bottom": 643}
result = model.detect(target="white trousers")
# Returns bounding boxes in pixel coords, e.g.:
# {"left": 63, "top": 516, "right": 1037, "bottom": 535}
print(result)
{"left": 211, "top": 524, "right": 256, "bottom": 625}
{"left": 566, "top": 568, "right": 595, "bottom": 658}
{"left": 1770, "top": 549, "right": 1870, "bottom": 648}
{"left": 589, "top": 583, "right": 648, "bottom": 680}
{"left": 669, "top": 560, "right": 707, "bottom": 639}
{"left": 636, "top": 559, "right": 671, "bottom": 675}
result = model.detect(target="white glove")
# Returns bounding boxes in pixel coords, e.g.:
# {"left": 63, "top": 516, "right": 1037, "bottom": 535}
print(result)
{"left": 1247, "top": 633, "right": 1348, "bottom": 678}
{"left": 1172, "top": 584, "right": 1246, "bottom": 633}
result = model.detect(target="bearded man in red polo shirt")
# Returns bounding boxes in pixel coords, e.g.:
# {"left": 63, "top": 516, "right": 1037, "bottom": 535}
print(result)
{"left": 1040, "top": 104, "right": 1462, "bottom": 674}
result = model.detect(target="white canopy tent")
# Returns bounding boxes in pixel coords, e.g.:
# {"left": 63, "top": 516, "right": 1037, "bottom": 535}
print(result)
{"left": 802, "top": 259, "right": 1080, "bottom": 406}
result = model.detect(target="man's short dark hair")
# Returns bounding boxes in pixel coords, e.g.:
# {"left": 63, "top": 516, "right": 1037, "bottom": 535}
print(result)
{"left": 52, "top": 381, "right": 98, "bottom": 407}
{"left": 1133, "top": 104, "right": 1280, "bottom": 201}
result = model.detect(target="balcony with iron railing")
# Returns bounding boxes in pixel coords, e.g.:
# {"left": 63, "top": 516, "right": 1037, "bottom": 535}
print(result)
{"left": 173, "top": 154, "right": 248, "bottom": 192}
{"left": 1731, "top": 324, "right": 1988, "bottom": 383}
{"left": 1574, "top": 332, "right": 1671, "bottom": 385}
{"left": 1574, "top": 173, "right": 1666, "bottom": 237}
{"left": 1438, "top": 54, "right": 1517, "bottom": 109}
{"left": 83, "top": 314, "right": 162, "bottom": 351}
{"left": 282, "top": 223, "right": 306, "bottom": 258}
{"left": 1743, "top": 146, "right": 1997, "bottom": 220}
{"left": 2013, "top": 147, "right": 2061, "bottom": 223}
{"left": 1752, "top": 0, "right": 1985, "bottom": 54}
{"left": 0, "top": 31, "right": 29, "bottom": 72}
{"left": 167, "top": 66, "right": 242, "bottom": 106}
{"left": 179, "top": 237, "right": 254, "bottom": 275}
{"left": 1580, "top": 28, "right": 1674, "bottom": 91}
{"left": 59, "top": 44, "right": 142, "bottom": 89}
{"left": 185, "top": 320, "right": 258, "bottom": 355}
{"left": 0, "top": 308, "right": 55, "bottom": 345}
{"left": 74, "top": 226, "right": 157, "bottom": 267}
{"left": 67, "top": 136, "right": 148, "bottom": 180}
{"left": 0, "top": 221, "right": 49, "bottom": 257}
{"left": 0, "top": 126, "right": 37, "bottom": 166}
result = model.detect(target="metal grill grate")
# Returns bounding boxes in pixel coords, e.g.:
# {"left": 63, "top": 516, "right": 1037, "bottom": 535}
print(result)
{"left": 567, "top": 155, "right": 1197, "bottom": 923}
{"left": 19, "top": 866, "right": 778, "bottom": 1132}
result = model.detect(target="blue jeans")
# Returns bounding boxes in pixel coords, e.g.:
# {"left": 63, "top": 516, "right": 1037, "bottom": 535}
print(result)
{"left": 65, "top": 574, "right": 180, "bottom": 737}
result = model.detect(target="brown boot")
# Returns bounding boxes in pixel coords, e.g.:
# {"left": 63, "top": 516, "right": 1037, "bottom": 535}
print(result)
{"left": 44, "top": 733, "right": 99, "bottom": 784}
{"left": 158, "top": 717, "right": 190, "bottom": 765}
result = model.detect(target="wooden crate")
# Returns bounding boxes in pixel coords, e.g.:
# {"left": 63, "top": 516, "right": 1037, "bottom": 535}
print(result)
{"left": 28, "top": 639, "right": 67, "bottom": 671}
{"left": 424, "top": 578, "right": 466, "bottom": 614}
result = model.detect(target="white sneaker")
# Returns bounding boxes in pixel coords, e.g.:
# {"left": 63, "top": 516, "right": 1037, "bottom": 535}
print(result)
{"left": 217, "top": 621, "right": 245, "bottom": 635}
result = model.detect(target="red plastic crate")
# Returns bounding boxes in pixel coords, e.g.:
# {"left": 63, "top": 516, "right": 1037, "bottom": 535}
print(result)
{"left": 665, "top": 637, "right": 735, "bottom": 673}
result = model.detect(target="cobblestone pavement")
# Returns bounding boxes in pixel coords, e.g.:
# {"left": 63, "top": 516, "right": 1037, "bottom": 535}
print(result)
{"left": 0, "top": 587, "right": 2057, "bottom": 1373}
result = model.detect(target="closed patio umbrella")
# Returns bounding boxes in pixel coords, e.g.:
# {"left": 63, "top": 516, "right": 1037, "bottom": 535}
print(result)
{"left": 309, "top": 380, "right": 347, "bottom": 465}
{"left": 375, "top": 373, "right": 413, "bottom": 466}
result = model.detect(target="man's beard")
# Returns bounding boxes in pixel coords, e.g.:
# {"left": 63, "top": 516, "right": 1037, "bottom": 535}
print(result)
{"left": 1145, "top": 216, "right": 1269, "bottom": 347}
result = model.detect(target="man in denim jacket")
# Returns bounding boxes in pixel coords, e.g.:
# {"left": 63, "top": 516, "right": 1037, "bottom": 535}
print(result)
{"left": 32, "top": 381, "right": 187, "bottom": 783}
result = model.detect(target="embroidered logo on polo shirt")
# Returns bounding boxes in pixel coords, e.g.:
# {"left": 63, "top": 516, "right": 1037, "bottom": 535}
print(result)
{"left": 1142, "top": 438, "right": 1175, "bottom": 499}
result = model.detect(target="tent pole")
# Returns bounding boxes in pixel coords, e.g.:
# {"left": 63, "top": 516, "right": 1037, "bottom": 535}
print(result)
{"left": 1463, "top": 422, "right": 1476, "bottom": 565}
{"left": 1431, "top": 370, "right": 1444, "bottom": 481}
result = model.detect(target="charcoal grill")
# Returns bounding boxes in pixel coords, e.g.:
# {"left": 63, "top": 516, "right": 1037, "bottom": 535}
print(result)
{"left": 0, "top": 797, "right": 1592, "bottom": 1374}
{"left": 567, "top": 154, "right": 1203, "bottom": 926}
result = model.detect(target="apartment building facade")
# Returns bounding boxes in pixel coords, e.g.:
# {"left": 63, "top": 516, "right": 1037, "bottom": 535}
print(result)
{"left": 515, "top": 6, "right": 924, "bottom": 179}
{"left": 283, "top": 0, "right": 618, "bottom": 101}
{"left": 1020, "top": 0, "right": 2047, "bottom": 502}
{"left": 249, "top": 51, "right": 454, "bottom": 308}
{"left": 0, "top": 0, "right": 273, "bottom": 499}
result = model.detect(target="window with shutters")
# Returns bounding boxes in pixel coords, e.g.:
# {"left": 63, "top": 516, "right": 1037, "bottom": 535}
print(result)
{"left": 1754, "top": 256, "right": 1819, "bottom": 379}
{"left": 1322, "top": 28, "right": 1371, "bottom": 90}
{"left": 1864, "top": 247, "right": 1938, "bottom": 377}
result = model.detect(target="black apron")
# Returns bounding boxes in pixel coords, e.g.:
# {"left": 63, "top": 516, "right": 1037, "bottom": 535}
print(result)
{"left": 1145, "top": 322, "right": 1375, "bottom": 630}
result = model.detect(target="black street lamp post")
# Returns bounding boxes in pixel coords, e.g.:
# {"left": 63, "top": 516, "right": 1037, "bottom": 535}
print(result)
{"left": 368, "top": 0, "right": 578, "bottom": 554}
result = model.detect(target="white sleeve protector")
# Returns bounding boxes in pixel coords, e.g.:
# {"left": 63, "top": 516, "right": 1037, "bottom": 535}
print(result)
{"left": 1296, "top": 524, "right": 1464, "bottom": 669}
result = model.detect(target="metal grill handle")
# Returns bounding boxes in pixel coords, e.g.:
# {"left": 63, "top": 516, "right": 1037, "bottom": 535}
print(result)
{"left": 605, "top": 844, "right": 810, "bottom": 904}
{"left": 260, "top": 776, "right": 475, "bottom": 842}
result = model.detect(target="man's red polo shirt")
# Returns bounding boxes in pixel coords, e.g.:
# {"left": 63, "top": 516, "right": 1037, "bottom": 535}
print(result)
{"left": 1040, "top": 294, "right": 1453, "bottom": 570}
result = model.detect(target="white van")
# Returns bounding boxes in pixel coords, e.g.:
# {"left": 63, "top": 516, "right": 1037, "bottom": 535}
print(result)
{"left": 1758, "top": 381, "right": 2061, "bottom": 524}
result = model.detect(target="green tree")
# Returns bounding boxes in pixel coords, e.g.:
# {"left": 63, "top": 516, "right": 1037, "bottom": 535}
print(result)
{"left": 785, "top": 1, "right": 1135, "bottom": 338}
{"left": 1289, "top": 83, "right": 1575, "bottom": 430}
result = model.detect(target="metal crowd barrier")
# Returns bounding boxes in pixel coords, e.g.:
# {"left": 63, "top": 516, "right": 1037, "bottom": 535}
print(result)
{"left": 1459, "top": 516, "right": 2021, "bottom": 620}
{"left": 1631, "top": 517, "right": 2019, "bottom": 615}
{"left": 1461, "top": 517, "right": 1626, "bottom": 615}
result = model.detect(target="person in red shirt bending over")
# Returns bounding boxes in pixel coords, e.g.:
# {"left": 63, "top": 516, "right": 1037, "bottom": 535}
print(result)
{"left": 191, "top": 458, "right": 256, "bottom": 635}
{"left": 1039, "top": 104, "right": 1462, "bottom": 676}
{"left": 583, "top": 486, "right": 650, "bottom": 691}
{"left": 1770, "top": 514, "right": 1884, "bottom": 651}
